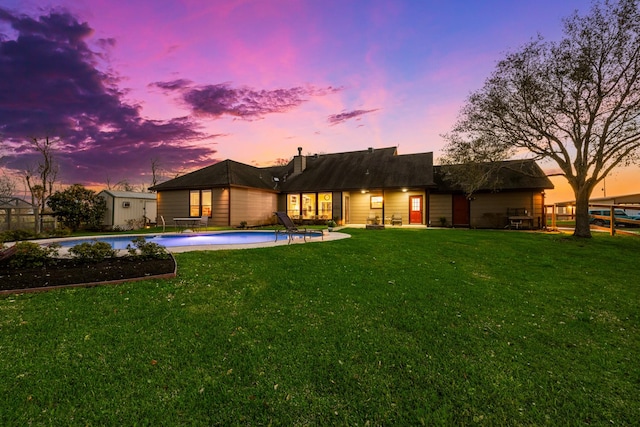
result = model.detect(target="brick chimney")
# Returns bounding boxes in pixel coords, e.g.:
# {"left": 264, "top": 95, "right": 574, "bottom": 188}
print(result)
{"left": 292, "top": 146, "right": 307, "bottom": 175}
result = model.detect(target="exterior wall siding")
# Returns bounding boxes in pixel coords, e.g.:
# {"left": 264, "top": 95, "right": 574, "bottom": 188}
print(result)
{"left": 384, "top": 190, "right": 425, "bottom": 225}
{"left": 229, "top": 187, "right": 278, "bottom": 227}
{"left": 429, "top": 194, "right": 452, "bottom": 227}
{"left": 348, "top": 191, "right": 380, "bottom": 223}
{"left": 211, "top": 188, "right": 229, "bottom": 226}
{"left": 470, "top": 191, "right": 545, "bottom": 228}
{"left": 156, "top": 188, "right": 230, "bottom": 227}
{"left": 156, "top": 190, "right": 189, "bottom": 226}
{"left": 346, "top": 190, "right": 426, "bottom": 224}
{"left": 156, "top": 188, "right": 546, "bottom": 229}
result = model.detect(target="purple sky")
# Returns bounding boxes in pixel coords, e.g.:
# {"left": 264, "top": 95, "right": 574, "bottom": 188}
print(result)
{"left": 0, "top": 0, "right": 634, "bottom": 201}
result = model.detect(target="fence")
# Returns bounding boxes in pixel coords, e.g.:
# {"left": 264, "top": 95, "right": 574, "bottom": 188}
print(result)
{"left": 545, "top": 203, "right": 640, "bottom": 236}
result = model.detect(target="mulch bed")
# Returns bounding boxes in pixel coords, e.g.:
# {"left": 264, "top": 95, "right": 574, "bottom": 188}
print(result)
{"left": 0, "top": 256, "right": 177, "bottom": 294}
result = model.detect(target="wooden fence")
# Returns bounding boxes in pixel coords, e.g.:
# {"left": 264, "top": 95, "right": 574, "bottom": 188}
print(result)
{"left": 545, "top": 203, "right": 640, "bottom": 236}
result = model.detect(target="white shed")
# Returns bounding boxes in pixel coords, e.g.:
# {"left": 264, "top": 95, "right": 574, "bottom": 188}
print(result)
{"left": 98, "top": 190, "right": 157, "bottom": 230}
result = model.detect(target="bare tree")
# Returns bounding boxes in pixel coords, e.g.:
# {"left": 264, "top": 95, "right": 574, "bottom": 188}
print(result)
{"left": 0, "top": 174, "right": 16, "bottom": 197}
{"left": 24, "top": 136, "right": 59, "bottom": 233}
{"left": 150, "top": 157, "right": 162, "bottom": 189}
{"left": 443, "top": 0, "right": 640, "bottom": 237}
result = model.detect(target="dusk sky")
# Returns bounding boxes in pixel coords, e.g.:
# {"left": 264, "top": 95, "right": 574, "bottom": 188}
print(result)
{"left": 0, "top": 0, "right": 637, "bottom": 202}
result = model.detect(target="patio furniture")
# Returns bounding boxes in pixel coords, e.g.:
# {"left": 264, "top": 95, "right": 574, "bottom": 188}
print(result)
{"left": 506, "top": 208, "right": 533, "bottom": 229}
{"left": 391, "top": 214, "right": 403, "bottom": 226}
{"left": 173, "top": 217, "right": 200, "bottom": 231}
{"left": 196, "top": 215, "right": 208, "bottom": 231}
{"left": 274, "top": 211, "right": 324, "bottom": 244}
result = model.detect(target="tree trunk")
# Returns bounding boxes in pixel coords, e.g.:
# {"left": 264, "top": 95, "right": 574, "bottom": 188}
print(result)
{"left": 573, "top": 188, "right": 592, "bottom": 238}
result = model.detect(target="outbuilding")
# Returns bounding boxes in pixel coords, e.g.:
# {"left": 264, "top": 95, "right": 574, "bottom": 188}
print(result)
{"left": 98, "top": 190, "right": 157, "bottom": 230}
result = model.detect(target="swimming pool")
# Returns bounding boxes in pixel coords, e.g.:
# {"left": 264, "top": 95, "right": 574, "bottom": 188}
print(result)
{"left": 55, "top": 231, "right": 296, "bottom": 250}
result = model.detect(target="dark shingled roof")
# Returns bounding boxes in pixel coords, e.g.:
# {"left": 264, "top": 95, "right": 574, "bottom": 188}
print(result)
{"left": 150, "top": 159, "right": 285, "bottom": 192}
{"left": 149, "top": 148, "right": 550, "bottom": 194}
{"left": 279, "top": 147, "right": 435, "bottom": 192}
{"left": 150, "top": 147, "right": 436, "bottom": 193}
{"left": 433, "top": 160, "right": 554, "bottom": 192}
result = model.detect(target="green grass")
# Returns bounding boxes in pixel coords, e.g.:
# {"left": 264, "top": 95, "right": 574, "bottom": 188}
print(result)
{"left": 1, "top": 229, "right": 638, "bottom": 425}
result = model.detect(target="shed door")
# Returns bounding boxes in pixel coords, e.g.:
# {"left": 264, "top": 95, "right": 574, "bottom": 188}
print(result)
{"left": 409, "top": 196, "right": 423, "bottom": 224}
{"left": 452, "top": 194, "right": 470, "bottom": 227}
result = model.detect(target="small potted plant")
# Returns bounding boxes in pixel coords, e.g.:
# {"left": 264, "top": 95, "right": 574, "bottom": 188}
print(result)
{"left": 326, "top": 219, "right": 337, "bottom": 231}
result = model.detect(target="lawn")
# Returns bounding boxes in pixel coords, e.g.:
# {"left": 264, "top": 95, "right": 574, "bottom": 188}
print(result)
{"left": 1, "top": 229, "right": 638, "bottom": 425}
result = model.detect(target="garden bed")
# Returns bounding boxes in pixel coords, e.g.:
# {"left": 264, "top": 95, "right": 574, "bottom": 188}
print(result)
{"left": 0, "top": 255, "right": 176, "bottom": 294}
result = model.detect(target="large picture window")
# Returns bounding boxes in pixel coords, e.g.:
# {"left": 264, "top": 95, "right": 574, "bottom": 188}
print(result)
{"left": 302, "top": 193, "right": 316, "bottom": 220}
{"left": 287, "top": 194, "right": 300, "bottom": 219}
{"left": 318, "top": 192, "right": 332, "bottom": 219}
{"left": 288, "top": 192, "right": 333, "bottom": 221}
{"left": 190, "top": 189, "right": 212, "bottom": 217}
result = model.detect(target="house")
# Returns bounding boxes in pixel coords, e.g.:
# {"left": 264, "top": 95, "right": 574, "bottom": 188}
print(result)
{"left": 98, "top": 190, "right": 157, "bottom": 230}
{"left": 149, "top": 147, "right": 553, "bottom": 229}
{"left": 432, "top": 160, "right": 554, "bottom": 228}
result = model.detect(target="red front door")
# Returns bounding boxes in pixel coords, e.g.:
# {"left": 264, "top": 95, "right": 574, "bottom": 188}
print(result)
{"left": 409, "top": 196, "right": 423, "bottom": 224}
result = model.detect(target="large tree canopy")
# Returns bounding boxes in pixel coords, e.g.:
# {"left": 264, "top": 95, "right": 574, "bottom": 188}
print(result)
{"left": 47, "top": 184, "right": 106, "bottom": 232}
{"left": 443, "top": 0, "right": 640, "bottom": 237}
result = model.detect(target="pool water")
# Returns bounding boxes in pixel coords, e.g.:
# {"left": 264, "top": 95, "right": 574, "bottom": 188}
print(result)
{"left": 56, "top": 231, "right": 294, "bottom": 249}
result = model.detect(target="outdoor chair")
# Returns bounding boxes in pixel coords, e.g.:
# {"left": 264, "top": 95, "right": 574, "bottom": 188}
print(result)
{"left": 274, "top": 211, "right": 324, "bottom": 244}
{"left": 366, "top": 214, "right": 379, "bottom": 225}
{"left": 196, "top": 215, "right": 208, "bottom": 231}
{"left": 391, "top": 214, "right": 403, "bottom": 226}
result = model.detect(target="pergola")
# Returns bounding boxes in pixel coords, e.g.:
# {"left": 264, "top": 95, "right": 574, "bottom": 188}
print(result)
{"left": 0, "top": 197, "right": 36, "bottom": 232}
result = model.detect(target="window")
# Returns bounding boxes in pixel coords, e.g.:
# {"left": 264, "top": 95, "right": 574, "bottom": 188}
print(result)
{"left": 318, "top": 192, "right": 332, "bottom": 219}
{"left": 370, "top": 195, "right": 383, "bottom": 209}
{"left": 287, "top": 194, "right": 300, "bottom": 219}
{"left": 201, "top": 190, "right": 212, "bottom": 216}
{"left": 190, "top": 190, "right": 200, "bottom": 216}
{"left": 302, "top": 193, "right": 316, "bottom": 219}
{"left": 289, "top": 193, "right": 333, "bottom": 220}
{"left": 411, "top": 197, "right": 421, "bottom": 211}
{"left": 190, "top": 189, "right": 212, "bottom": 217}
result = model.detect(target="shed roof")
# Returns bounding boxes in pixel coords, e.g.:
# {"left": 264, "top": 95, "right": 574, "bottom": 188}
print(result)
{"left": 98, "top": 190, "right": 157, "bottom": 200}
{"left": 0, "top": 197, "right": 35, "bottom": 209}
{"left": 433, "top": 160, "right": 554, "bottom": 192}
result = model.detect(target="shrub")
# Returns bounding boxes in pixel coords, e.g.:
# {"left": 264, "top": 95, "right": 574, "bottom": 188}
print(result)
{"left": 69, "top": 240, "right": 118, "bottom": 262}
{"left": 8, "top": 241, "right": 60, "bottom": 269}
{"left": 0, "top": 229, "right": 37, "bottom": 243}
{"left": 47, "top": 228, "right": 71, "bottom": 238}
{"left": 126, "top": 236, "right": 169, "bottom": 259}
{"left": 47, "top": 184, "right": 107, "bottom": 232}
